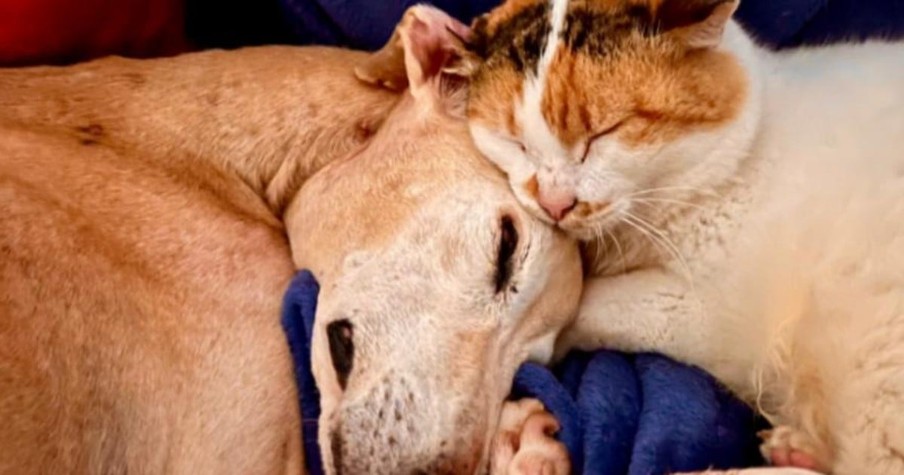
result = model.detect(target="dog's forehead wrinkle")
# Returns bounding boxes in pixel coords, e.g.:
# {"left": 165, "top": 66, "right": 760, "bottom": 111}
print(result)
{"left": 338, "top": 207, "right": 502, "bottom": 302}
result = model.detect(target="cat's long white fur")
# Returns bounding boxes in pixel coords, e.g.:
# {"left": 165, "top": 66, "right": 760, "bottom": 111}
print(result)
{"left": 558, "top": 22, "right": 904, "bottom": 473}
{"left": 473, "top": 11, "right": 904, "bottom": 471}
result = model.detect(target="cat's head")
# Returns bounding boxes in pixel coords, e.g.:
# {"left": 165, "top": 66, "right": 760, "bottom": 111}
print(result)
{"left": 465, "top": 0, "right": 756, "bottom": 240}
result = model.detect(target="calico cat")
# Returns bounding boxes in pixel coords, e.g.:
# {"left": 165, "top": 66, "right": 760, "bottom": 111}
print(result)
{"left": 458, "top": 0, "right": 904, "bottom": 473}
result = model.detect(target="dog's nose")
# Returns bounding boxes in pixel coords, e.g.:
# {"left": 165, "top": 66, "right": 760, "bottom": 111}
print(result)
{"left": 538, "top": 191, "right": 577, "bottom": 221}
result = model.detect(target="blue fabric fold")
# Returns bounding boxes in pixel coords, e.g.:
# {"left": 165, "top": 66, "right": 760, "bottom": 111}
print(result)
{"left": 281, "top": 271, "right": 765, "bottom": 475}
{"left": 281, "top": 270, "right": 324, "bottom": 475}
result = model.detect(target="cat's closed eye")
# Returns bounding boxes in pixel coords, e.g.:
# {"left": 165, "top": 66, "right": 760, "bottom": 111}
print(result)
{"left": 581, "top": 118, "right": 628, "bottom": 163}
{"left": 504, "top": 137, "right": 528, "bottom": 154}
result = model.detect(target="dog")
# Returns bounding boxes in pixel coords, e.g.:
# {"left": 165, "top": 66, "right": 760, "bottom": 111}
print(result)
{"left": 1, "top": 40, "right": 583, "bottom": 473}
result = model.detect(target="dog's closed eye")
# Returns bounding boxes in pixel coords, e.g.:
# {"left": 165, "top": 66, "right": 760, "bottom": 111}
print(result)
{"left": 494, "top": 215, "right": 519, "bottom": 294}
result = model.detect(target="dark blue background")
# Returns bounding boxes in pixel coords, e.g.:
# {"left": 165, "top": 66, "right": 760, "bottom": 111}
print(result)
{"left": 186, "top": 0, "right": 904, "bottom": 51}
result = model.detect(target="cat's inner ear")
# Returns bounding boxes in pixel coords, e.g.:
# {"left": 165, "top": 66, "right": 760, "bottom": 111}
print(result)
{"left": 655, "top": 0, "right": 739, "bottom": 49}
{"left": 355, "top": 5, "right": 477, "bottom": 94}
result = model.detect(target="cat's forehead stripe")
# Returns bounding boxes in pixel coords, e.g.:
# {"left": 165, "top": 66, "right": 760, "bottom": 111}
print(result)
{"left": 472, "top": 0, "right": 658, "bottom": 69}
{"left": 471, "top": 1, "right": 551, "bottom": 75}
{"left": 562, "top": 4, "right": 656, "bottom": 55}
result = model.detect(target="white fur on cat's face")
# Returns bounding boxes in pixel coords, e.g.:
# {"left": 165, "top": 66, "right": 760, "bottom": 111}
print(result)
{"left": 470, "top": 118, "right": 639, "bottom": 240}
{"left": 470, "top": 115, "right": 751, "bottom": 241}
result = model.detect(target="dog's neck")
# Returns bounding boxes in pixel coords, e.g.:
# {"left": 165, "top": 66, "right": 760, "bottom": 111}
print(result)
{"left": 0, "top": 46, "right": 400, "bottom": 218}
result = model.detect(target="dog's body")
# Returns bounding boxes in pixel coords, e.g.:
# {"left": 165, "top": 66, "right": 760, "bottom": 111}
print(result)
{"left": 0, "top": 40, "right": 584, "bottom": 474}
{"left": 0, "top": 46, "right": 399, "bottom": 474}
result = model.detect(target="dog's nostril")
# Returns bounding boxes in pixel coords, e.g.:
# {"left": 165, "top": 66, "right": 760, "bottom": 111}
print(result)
{"left": 327, "top": 319, "right": 354, "bottom": 389}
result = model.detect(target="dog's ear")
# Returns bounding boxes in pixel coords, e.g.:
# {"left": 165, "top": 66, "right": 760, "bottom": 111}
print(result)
{"left": 355, "top": 5, "right": 478, "bottom": 95}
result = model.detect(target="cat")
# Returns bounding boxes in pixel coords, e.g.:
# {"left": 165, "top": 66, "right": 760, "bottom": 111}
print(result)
{"left": 459, "top": 0, "right": 904, "bottom": 473}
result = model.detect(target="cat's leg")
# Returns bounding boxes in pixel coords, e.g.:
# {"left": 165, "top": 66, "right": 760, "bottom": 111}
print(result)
{"left": 763, "top": 281, "right": 904, "bottom": 475}
{"left": 556, "top": 269, "right": 715, "bottom": 367}
{"left": 816, "top": 351, "right": 904, "bottom": 475}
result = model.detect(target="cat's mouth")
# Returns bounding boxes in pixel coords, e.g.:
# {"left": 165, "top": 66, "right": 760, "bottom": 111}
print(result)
{"left": 557, "top": 199, "right": 626, "bottom": 241}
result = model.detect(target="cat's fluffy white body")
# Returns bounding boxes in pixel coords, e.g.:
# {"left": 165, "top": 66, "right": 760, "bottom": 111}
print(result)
{"left": 560, "top": 23, "right": 904, "bottom": 472}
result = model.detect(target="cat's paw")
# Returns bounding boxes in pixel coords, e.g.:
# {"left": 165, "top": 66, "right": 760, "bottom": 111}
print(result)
{"left": 759, "top": 426, "right": 827, "bottom": 473}
{"left": 490, "top": 399, "right": 570, "bottom": 475}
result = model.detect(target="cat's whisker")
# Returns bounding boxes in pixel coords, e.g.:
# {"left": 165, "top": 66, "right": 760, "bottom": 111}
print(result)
{"left": 617, "top": 215, "right": 666, "bottom": 265}
{"left": 632, "top": 197, "right": 709, "bottom": 213}
{"left": 624, "top": 186, "right": 719, "bottom": 199}
{"left": 623, "top": 211, "right": 712, "bottom": 326}
{"left": 585, "top": 223, "right": 626, "bottom": 276}
{"left": 590, "top": 225, "right": 608, "bottom": 267}
{"left": 619, "top": 214, "right": 699, "bottom": 303}
{"left": 591, "top": 231, "right": 605, "bottom": 268}
{"left": 604, "top": 227, "right": 628, "bottom": 276}
{"left": 621, "top": 211, "right": 695, "bottom": 292}
{"left": 621, "top": 212, "right": 688, "bottom": 275}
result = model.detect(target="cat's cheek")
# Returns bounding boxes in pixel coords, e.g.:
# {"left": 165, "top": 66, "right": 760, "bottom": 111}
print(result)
{"left": 581, "top": 144, "right": 649, "bottom": 197}
{"left": 468, "top": 125, "right": 516, "bottom": 168}
{"left": 556, "top": 219, "right": 599, "bottom": 242}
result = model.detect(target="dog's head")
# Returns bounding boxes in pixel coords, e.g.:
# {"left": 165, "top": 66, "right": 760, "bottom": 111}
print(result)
{"left": 284, "top": 7, "right": 583, "bottom": 473}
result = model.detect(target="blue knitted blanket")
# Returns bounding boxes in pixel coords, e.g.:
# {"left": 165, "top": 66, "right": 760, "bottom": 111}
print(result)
{"left": 281, "top": 271, "right": 765, "bottom": 475}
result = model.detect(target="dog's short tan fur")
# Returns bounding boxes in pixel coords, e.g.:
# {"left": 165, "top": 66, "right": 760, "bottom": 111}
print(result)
{"left": 2, "top": 37, "right": 586, "bottom": 473}
{"left": 0, "top": 46, "right": 400, "bottom": 474}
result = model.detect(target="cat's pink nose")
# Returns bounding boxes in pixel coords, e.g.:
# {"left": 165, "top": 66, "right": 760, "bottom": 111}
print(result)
{"left": 538, "top": 192, "right": 577, "bottom": 221}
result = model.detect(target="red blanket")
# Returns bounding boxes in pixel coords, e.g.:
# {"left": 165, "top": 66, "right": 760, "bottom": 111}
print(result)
{"left": 0, "top": 0, "right": 186, "bottom": 65}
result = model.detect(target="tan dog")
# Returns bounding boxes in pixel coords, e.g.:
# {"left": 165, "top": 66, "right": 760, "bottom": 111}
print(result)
{"left": 1, "top": 38, "right": 583, "bottom": 475}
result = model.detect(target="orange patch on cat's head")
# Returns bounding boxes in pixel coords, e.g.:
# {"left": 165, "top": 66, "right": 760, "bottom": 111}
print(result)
{"left": 542, "top": 37, "right": 748, "bottom": 149}
{"left": 468, "top": 0, "right": 747, "bottom": 150}
{"left": 465, "top": 0, "right": 550, "bottom": 136}
{"left": 468, "top": 64, "right": 524, "bottom": 137}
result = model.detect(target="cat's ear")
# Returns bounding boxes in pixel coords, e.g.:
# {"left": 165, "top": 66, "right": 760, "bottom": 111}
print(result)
{"left": 656, "top": 0, "right": 739, "bottom": 49}
{"left": 355, "top": 5, "right": 478, "bottom": 94}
